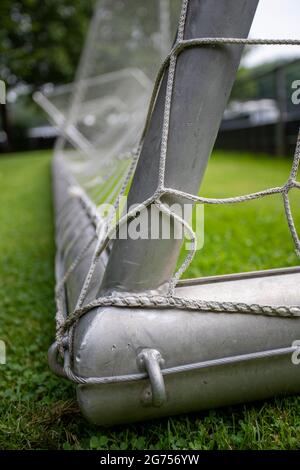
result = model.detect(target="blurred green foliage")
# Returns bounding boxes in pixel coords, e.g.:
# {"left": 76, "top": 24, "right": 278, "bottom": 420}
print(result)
{"left": 0, "top": 0, "right": 95, "bottom": 88}
{"left": 231, "top": 59, "right": 300, "bottom": 103}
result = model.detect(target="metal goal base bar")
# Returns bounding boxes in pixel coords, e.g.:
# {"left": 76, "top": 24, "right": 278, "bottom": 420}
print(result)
{"left": 72, "top": 269, "right": 300, "bottom": 426}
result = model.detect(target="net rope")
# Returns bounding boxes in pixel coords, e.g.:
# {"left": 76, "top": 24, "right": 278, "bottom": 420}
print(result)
{"left": 53, "top": 0, "right": 300, "bottom": 382}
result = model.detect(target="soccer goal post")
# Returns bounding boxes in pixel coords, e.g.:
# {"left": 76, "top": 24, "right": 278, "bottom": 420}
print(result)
{"left": 39, "top": 0, "right": 300, "bottom": 426}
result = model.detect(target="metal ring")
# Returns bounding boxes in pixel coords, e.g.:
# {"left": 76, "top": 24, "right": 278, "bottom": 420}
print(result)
{"left": 137, "top": 348, "right": 166, "bottom": 407}
{"left": 48, "top": 341, "right": 68, "bottom": 378}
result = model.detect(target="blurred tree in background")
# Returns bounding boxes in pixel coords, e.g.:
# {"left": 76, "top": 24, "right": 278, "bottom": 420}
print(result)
{"left": 0, "top": 0, "right": 95, "bottom": 88}
{"left": 0, "top": 0, "right": 95, "bottom": 151}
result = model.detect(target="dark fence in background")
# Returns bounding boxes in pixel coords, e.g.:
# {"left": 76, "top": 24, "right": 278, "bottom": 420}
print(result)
{"left": 0, "top": 97, "right": 57, "bottom": 153}
{"left": 215, "top": 118, "right": 300, "bottom": 156}
{"left": 2, "top": 58, "right": 300, "bottom": 156}
{"left": 215, "top": 58, "right": 300, "bottom": 156}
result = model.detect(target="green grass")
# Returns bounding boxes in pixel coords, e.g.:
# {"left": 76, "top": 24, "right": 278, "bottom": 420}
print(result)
{"left": 0, "top": 150, "right": 300, "bottom": 450}
{"left": 181, "top": 151, "right": 300, "bottom": 277}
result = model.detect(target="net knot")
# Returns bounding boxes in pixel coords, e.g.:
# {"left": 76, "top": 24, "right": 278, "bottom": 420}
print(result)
{"left": 283, "top": 179, "right": 296, "bottom": 193}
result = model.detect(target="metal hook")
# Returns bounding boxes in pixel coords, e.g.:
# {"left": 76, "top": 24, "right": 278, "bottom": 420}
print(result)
{"left": 137, "top": 348, "right": 166, "bottom": 407}
{"left": 48, "top": 340, "right": 68, "bottom": 378}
